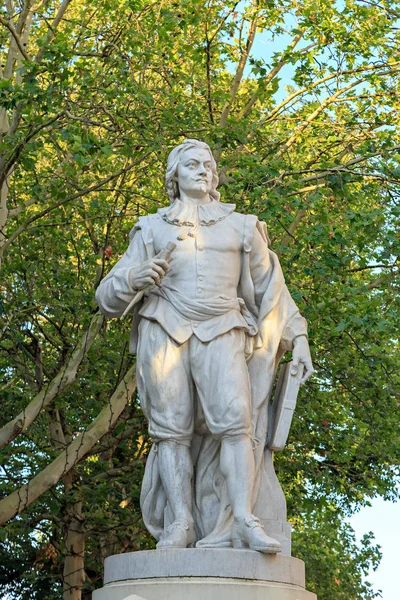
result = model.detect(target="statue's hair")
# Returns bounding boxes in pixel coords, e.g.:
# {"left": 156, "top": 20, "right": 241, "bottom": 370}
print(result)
{"left": 165, "top": 139, "right": 220, "bottom": 204}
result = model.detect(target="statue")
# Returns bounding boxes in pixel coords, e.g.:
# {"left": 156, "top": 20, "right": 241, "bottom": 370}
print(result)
{"left": 95, "top": 139, "right": 314, "bottom": 554}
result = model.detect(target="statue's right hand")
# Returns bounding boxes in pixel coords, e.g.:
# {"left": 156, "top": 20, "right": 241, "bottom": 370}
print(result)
{"left": 129, "top": 258, "right": 170, "bottom": 290}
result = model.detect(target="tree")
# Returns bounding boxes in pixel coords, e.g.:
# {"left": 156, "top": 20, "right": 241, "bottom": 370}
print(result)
{"left": 0, "top": 1, "right": 399, "bottom": 599}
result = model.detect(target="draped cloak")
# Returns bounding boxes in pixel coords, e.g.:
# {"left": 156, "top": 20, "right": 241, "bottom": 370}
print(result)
{"left": 95, "top": 202, "right": 308, "bottom": 550}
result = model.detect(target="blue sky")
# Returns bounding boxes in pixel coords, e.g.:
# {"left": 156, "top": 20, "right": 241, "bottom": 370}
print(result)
{"left": 350, "top": 498, "right": 400, "bottom": 599}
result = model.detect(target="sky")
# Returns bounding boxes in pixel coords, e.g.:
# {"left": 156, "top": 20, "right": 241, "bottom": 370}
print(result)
{"left": 349, "top": 498, "right": 400, "bottom": 600}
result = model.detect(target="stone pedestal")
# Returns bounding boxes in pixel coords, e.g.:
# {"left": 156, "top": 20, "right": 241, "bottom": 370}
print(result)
{"left": 92, "top": 549, "right": 317, "bottom": 600}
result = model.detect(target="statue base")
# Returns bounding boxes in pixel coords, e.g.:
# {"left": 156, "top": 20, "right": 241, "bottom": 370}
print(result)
{"left": 92, "top": 548, "right": 317, "bottom": 600}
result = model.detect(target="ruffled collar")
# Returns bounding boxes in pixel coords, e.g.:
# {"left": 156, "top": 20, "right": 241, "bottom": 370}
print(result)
{"left": 158, "top": 198, "right": 236, "bottom": 227}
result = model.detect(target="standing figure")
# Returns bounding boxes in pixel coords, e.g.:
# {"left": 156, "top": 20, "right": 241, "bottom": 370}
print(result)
{"left": 96, "top": 139, "right": 313, "bottom": 553}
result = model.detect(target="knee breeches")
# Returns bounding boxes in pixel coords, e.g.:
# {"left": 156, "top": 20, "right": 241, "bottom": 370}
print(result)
{"left": 136, "top": 319, "right": 252, "bottom": 444}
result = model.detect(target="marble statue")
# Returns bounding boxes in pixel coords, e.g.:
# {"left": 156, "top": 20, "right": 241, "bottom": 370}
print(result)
{"left": 95, "top": 139, "right": 314, "bottom": 554}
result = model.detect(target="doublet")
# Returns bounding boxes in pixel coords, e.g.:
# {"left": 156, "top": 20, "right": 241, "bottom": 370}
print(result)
{"left": 138, "top": 201, "right": 258, "bottom": 343}
{"left": 95, "top": 198, "right": 308, "bottom": 352}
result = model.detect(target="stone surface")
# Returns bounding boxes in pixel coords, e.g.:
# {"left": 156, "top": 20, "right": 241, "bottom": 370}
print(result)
{"left": 269, "top": 362, "right": 301, "bottom": 452}
{"left": 104, "top": 549, "right": 305, "bottom": 586}
{"left": 115, "top": 596, "right": 147, "bottom": 600}
{"left": 95, "top": 139, "right": 314, "bottom": 553}
{"left": 93, "top": 578, "right": 317, "bottom": 600}
{"left": 93, "top": 549, "right": 317, "bottom": 600}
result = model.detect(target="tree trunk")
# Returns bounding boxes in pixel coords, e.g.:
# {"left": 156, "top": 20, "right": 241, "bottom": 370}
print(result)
{"left": 63, "top": 472, "right": 85, "bottom": 600}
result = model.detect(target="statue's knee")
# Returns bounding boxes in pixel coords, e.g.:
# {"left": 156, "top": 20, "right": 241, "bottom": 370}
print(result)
{"left": 234, "top": 403, "right": 252, "bottom": 432}
{"left": 157, "top": 437, "right": 192, "bottom": 450}
{"left": 220, "top": 432, "right": 252, "bottom": 445}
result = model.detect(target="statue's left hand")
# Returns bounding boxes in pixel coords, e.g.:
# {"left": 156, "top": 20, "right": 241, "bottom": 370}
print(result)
{"left": 291, "top": 336, "right": 314, "bottom": 385}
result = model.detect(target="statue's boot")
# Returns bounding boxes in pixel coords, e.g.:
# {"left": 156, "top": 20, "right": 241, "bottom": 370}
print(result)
{"left": 157, "top": 520, "right": 196, "bottom": 549}
{"left": 232, "top": 515, "right": 282, "bottom": 553}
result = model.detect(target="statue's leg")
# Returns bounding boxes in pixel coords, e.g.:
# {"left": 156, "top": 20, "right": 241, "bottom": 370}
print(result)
{"left": 220, "top": 436, "right": 280, "bottom": 552}
{"left": 157, "top": 440, "right": 195, "bottom": 540}
{"left": 220, "top": 434, "right": 254, "bottom": 518}
{"left": 137, "top": 319, "right": 196, "bottom": 548}
{"left": 191, "top": 328, "right": 281, "bottom": 553}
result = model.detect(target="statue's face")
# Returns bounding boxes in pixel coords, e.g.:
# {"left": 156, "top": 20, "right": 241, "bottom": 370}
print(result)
{"left": 176, "top": 146, "right": 213, "bottom": 198}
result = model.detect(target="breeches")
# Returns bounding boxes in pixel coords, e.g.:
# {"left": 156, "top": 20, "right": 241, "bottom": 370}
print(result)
{"left": 136, "top": 319, "right": 252, "bottom": 445}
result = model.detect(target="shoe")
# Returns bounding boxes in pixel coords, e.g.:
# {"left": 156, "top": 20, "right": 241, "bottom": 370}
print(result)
{"left": 232, "top": 515, "right": 282, "bottom": 554}
{"left": 157, "top": 520, "right": 196, "bottom": 549}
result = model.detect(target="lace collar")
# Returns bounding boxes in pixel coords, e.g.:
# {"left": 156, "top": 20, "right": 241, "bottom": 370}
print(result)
{"left": 158, "top": 198, "right": 236, "bottom": 227}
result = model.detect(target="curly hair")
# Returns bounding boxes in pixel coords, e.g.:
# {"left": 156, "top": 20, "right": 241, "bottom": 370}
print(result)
{"left": 165, "top": 139, "right": 220, "bottom": 204}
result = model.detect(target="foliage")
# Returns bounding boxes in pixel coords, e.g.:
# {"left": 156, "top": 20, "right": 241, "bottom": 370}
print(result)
{"left": 0, "top": 1, "right": 399, "bottom": 599}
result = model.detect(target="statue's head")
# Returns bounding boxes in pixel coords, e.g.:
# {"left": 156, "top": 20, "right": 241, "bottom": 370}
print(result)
{"left": 165, "top": 139, "right": 220, "bottom": 204}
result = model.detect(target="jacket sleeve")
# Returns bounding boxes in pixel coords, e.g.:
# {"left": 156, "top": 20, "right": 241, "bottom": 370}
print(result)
{"left": 95, "top": 227, "right": 148, "bottom": 319}
{"left": 249, "top": 222, "right": 308, "bottom": 352}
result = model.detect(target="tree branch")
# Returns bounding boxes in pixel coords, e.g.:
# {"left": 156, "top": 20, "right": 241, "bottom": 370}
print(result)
{"left": 280, "top": 207, "right": 308, "bottom": 246}
{"left": 204, "top": 0, "right": 240, "bottom": 121}
{"left": 8, "top": 150, "right": 74, "bottom": 218}
{"left": 0, "top": 14, "right": 31, "bottom": 61}
{"left": 0, "top": 155, "right": 150, "bottom": 258}
{"left": 264, "top": 144, "right": 400, "bottom": 189}
{"left": 6, "top": 111, "right": 65, "bottom": 166}
{"left": 0, "top": 311, "right": 104, "bottom": 450}
{"left": 7, "top": 196, "right": 38, "bottom": 218}
{"left": 34, "top": 0, "right": 74, "bottom": 63}
{"left": 218, "top": 5, "right": 259, "bottom": 130}
{"left": 238, "top": 31, "right": 304, "bottom": 119}
{"left": 259, "top": 61, "right": 400, "bottom": 128}
{"left": 89, "top": 462, "right": 142, "bottom": 482}
{"left": 275, "top": 69, "right": 400, "bottom": 158}
{"left": 0, "top": 366, "right": 137, "bottom": 524}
